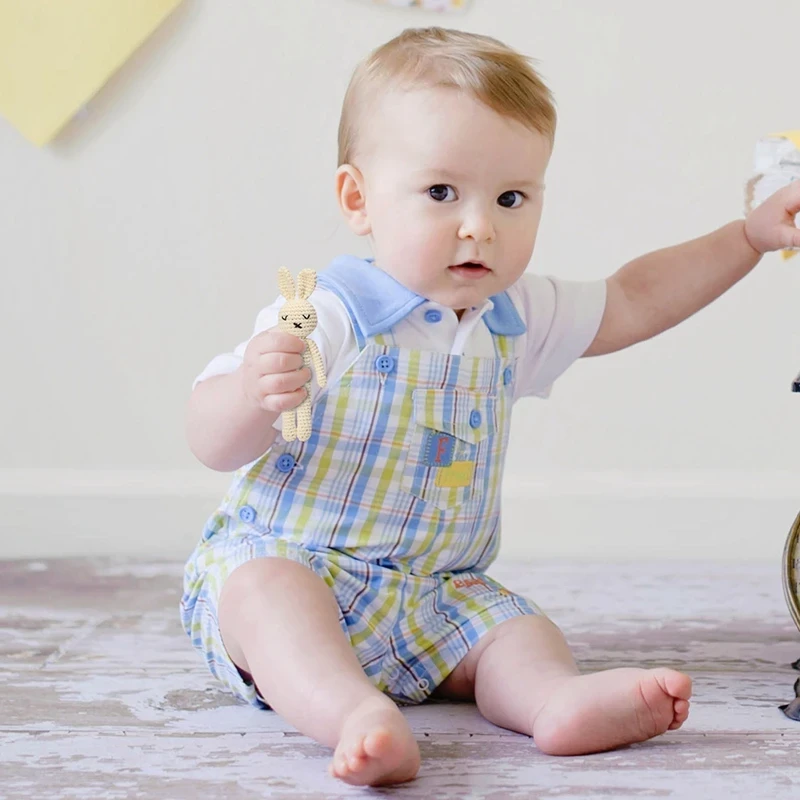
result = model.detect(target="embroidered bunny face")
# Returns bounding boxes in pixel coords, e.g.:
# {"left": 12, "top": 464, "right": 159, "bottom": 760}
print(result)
{"left": 277, "top": 267, "right": 318, "bottom": 340}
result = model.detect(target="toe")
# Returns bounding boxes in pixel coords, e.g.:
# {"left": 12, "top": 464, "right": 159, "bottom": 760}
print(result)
{"left": 347, "top": 752, "right": 367, "bottom": 771}
{"left": 667, "top": 699, "right": 690, "bottom": 730}
{"left": 364, "top": 728, "right": 392, "bottom": 759}
{"left": 332, "top": 751, "right": 349, "bottom": 777}
{"left": 663, "top": 669, "right": 692, "bottom": 701}
{"left": 675, "top": 699, "right": 690, "bottom": 722}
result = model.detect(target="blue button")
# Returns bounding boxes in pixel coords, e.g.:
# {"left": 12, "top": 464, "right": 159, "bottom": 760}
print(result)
{"left": 375, "top": 355, "right": 395, "bottom": 374}
{"left": 469, "top": 410, "right": 482, "bottom": 428}
{"left": 276, "top": 453, "right": 296, "bottom": 473}
{"left": 503, "top": 367, "right": 513, "bottom": 385}
{"left": 424, "top": 309, "right": 442, "bottom": 324}
{"left": 238, "top": 505, "right": 257, "bottom": 524}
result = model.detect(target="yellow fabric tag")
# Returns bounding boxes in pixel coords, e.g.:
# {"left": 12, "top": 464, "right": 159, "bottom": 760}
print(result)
{"left": 435, "top": 461, "right": 475, "bottom": 489}
{"left": 0, "top": 0, "right": 183, "bottom": 145}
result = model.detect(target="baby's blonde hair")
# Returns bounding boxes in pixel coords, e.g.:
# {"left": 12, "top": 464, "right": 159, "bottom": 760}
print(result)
{"left": 338, "top": 27, "right": 556, "bottom": 166}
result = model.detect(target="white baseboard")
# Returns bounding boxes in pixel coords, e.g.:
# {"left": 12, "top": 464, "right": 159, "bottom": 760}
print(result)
{"left": 0, "top": 469, "right": 798, "bottom": 562}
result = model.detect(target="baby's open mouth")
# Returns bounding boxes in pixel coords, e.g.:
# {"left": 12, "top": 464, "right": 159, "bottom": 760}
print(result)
{"left": 448, "top": 262, "right": 490, "bottom": 279}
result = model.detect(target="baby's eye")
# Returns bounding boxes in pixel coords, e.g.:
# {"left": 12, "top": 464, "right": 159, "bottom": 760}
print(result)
{"left": 302, "top": 314, "right": 310, "bottom": 320}
{"left": 428, "top": 184, "right": 457, "bottom": 203}
{"left": 498, "top": 190, "right": 525, "bottom": 209}
{"left": 281, "top": 315, "right": 288, "bottom": 321}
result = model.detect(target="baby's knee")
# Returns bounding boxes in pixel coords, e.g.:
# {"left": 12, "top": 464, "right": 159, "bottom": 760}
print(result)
{"left": 492, "top": 614, "right": 565, "bottom": 645}
{"left": 223, "top": 556, "right": 319, "bottom": 601}
{"left": 218, "top": 557, "right": 327, "bottom": 667}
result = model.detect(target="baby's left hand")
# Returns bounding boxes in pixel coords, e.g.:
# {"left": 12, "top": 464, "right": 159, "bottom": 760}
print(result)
{"left": 744, "top": 180, "right": 800, "bottom": 255}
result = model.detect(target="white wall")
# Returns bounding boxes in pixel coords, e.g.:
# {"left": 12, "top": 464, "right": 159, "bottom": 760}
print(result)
{"left": 2, "top": 0, "right": 800, "bottom": 564}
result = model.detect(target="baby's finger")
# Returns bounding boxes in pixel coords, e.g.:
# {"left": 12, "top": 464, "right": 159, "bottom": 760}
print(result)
{"left": 783, "top": 181, "right": 800, "bottom": 216}
{"left": 259, "top": 351, "right": 305, "bottom": 374}
{"left": 247, "top": 328, "right": 306, "bottom": 357}
{"left": 263, "top": 329, "right": 307, "bottom": 354}
{"left": 778, "top": 224, "right": 800, "bottom": 251}
{"left": 258, "top": 369, "right": 311, "bottom": 398}
{"left": 262, "top": 388, "right": 308, "bottom": 414}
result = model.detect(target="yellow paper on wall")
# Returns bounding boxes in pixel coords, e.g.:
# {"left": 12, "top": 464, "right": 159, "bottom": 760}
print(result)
{"left": 0, "top": 0, "right": 183, "bottom": 145}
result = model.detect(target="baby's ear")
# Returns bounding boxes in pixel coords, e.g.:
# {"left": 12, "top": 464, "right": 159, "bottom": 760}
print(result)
{"left": 277, "top": 267, "right": 296, "bottom": 300}
{"left": 296, "top": 269, "right": 317, "bottom": 300}
{"left": 336, "top": 164, "right": 371, "bottom": 236}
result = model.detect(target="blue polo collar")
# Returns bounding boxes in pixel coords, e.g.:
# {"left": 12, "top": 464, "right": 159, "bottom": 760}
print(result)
{"left": 316, "top": 255, "right": 526, "bottom": 340}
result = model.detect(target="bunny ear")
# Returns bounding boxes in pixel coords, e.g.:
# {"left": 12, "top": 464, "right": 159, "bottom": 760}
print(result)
{"left": 277, "top": 267, "right": 296, "bottom": 300}
{"left": 296, "top": 269, "right": 317, "bottom": 300}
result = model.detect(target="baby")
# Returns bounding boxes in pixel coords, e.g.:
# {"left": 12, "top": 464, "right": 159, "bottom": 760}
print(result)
{"left": 181, "top": 27, "right": 800, "bottom": 787}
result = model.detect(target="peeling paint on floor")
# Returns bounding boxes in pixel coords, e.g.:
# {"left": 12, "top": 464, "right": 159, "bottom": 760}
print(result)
{"left": 1, "top": 558, "right": 799, "bottom": 798}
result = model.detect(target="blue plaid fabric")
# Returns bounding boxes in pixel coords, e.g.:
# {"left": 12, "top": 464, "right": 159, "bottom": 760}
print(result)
{"left": 181, "top": 267, "right": 543, "bottom": 707}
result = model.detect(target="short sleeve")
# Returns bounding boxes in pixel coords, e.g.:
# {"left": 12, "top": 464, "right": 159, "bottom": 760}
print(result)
{"left": 510, "top": 273, "right": 607, "bottom": 400}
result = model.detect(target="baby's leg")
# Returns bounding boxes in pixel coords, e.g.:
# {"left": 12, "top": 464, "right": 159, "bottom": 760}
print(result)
{"left": 218, "top": 557, "right": 419, "bottom": 786}
{"left": 472, "top": 616, "right": 692, "bottom": 756}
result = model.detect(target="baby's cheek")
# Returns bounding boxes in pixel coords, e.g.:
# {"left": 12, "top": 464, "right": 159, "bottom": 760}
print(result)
{"left": 400, "top": 230, "right": 443, "bottom": 264}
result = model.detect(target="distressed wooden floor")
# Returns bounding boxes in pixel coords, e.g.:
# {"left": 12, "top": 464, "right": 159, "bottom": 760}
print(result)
{"left": 1, "top": 557, "right": 799, "bottom": 799}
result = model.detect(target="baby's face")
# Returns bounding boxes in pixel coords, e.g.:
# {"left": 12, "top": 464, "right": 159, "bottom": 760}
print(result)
{"left": 349, "top": 87, "right": 551, "bottom": 312}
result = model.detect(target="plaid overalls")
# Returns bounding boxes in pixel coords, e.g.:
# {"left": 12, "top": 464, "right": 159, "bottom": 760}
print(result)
{"left": 181, "top": 264, "right": 542, "bottom": 707}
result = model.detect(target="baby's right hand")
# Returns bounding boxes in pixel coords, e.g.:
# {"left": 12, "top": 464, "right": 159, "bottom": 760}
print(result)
{"left": 239, "top": 328, "right": 310, "bottom": 413}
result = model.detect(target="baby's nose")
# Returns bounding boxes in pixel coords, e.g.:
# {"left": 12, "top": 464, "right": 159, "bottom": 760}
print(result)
{"left": 458, "top": 208, "right": 496, "bottom": 243}
{"left": 293, "top": 321, "right": 302, "bottom": 329}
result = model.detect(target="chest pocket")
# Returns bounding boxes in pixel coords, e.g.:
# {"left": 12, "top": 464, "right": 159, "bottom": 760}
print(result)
{"left": 401, "top": 388, "right": 498, "bottom": 511}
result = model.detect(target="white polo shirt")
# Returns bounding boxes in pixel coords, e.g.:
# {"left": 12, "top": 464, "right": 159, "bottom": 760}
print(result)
{"left": 195, "top": 256, "right": 607, "bottom": 425}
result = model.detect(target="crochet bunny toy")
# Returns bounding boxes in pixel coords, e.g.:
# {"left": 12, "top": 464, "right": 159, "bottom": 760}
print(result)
{"left": 276, "top": 267, "right": 327, "bottom": 442}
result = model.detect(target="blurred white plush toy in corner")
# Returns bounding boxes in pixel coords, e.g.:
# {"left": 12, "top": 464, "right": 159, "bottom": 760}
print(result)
{"left": 746, "top": 130, "right": 800, "bottom": 261}
{"left": 276, "top": 267, "right": 327, "bottom": 442}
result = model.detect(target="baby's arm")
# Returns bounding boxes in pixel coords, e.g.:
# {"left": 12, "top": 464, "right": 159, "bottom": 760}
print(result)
{"left": 187, "top": 371, "right": 280, "bottom": 471}
{"left": 585, "top": 182, "right": 800, "bottom": 356}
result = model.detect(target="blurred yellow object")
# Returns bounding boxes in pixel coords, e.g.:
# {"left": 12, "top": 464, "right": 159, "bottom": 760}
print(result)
{"left": 371, "top": 0, "right": 470, "bottom": 9}
{"left": 0, "top": 0, "right": 182, "bottom": 145}
{"left": 774, "top": 130, "right": 800, "bottom": 150}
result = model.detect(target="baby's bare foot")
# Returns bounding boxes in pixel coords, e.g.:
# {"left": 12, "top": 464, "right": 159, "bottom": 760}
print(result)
{"left": 328, "top": 696, "right": 420, "bottom": 786}
{"left": 532, "top": 667, "right": 692, "bottom": 756}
